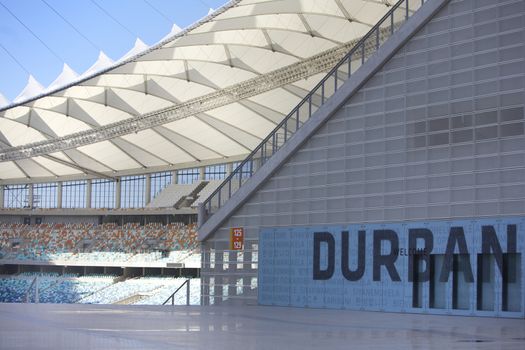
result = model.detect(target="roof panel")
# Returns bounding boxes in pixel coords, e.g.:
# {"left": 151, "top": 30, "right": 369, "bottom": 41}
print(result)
{"left": 0, "top": 118, "right": 47, "bottom": 147}
{"left": 0, "top": 161, "right": 26, "bottom": 180}
{"left": 247, "top": 87, "right": 302, "bottom": 115}
{"left": 77, "top": 141, "right": 141, "bottom": 171}
{"left": 72, "top": 99, "right": 132, "bottom": 126}
{"left": 205, "top": 102, "right": 276, "bottom": 136}
{"left": 32, "top": 156, "right": 84, "bottom": 176}
{"left": 194, "top": 13, "right": 306, "bottom": 34}
{"left": 32, "top": 109, "right": 92, "bottom": 137}
{"left": 121, "top": 130, "right": 196, "bottom": 164}
{"left": 267, "top": 30, "right": 337, "bottom": 58}
{"left": 228, "top": 45, "right": 298, "bottom": 74}
{"left": 177, "top": 29, "right": 268, "bottom": 48}
{"left": 14, "top": 158, "right": 55, "bottom": 178}
{"left": 187, "top": 61, "right": 258, "bottom": 88}
{"left": 167, "top": 116, "right": 250, "bottom": 156}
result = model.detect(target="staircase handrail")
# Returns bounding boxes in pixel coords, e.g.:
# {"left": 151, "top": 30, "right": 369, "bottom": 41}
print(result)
{"left": 162, "top": 278, "right": 191, "bottom": 306}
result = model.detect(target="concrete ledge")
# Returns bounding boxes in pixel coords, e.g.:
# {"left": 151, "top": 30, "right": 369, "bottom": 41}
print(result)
{"left": 198, "top": 0, "right": 451, "bottom": 241}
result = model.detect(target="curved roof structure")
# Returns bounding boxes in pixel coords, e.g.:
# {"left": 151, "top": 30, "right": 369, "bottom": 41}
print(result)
{"left": 0, "top": 0, "right": 395, "bottom": 183}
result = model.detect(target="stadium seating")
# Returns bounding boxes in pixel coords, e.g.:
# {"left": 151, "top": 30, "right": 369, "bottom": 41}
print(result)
{"left": 0, "top": 222, "right": 199, "bottom": 263}
{"left": 80, "top": 277, "right": 192, "bottom": 304}
{"left": 38, "top": 274, "right": 115, "bottom": 304}
{"left": 0, "top": 273, "right": 198, "bottom": 305}
{"left": 0, "top": 276, "right": 31, "bottom": 303}
{"left": 136, "top": 278, "right": 201, "bottom": 305}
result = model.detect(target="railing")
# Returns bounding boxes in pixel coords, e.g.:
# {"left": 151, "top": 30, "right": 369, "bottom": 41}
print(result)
{"left": 162, "top": 279, "right": 191, "bottom": 306}
{"left": 24, "top": 277, "right": 39, "bottom": 303}
{"left": 200, "top": 248, "right": 258, "bottom": 305}
{"left": 199, "top": 0, "right": 428, "bottom": 225}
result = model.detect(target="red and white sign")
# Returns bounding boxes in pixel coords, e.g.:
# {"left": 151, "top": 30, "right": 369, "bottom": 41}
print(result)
{"left": 230, "top": 227, "right": 244, "bottom": 250}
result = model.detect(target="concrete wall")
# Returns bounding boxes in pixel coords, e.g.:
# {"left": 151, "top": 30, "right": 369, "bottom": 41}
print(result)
{"left": 201, "top": 0, "right": 525, "bottom": 314}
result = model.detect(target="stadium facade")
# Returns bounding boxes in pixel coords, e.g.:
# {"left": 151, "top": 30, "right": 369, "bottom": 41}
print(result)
{"left": 0, "top": 0, "right": 523, "bottom": 319}
{"left": 198, "top": 0, "right": 525, "bottom": 318}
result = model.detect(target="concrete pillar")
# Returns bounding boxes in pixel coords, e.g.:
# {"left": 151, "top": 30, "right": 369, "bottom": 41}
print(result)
{"left": 145, "top": 174, "right": 151, "bottom": 206}
{"left": 199, "top": 167, "right": 205, "bottom": 181}
{"left": 28, "top": 184, "right": 34, "bottom": 209}
{"left": 173, "top": 170, "right": 178, "bottom": 184}
{"left": 0, "top": 185, "right": 4, "bottom": 209}
{"left": 86, "top": 179, "right": 92, "bottom": 208}
{"left": 115, "top": 178, "right": 121, "bottom": 209}
{"left": 56, "top": 182, "right": 62, "bottom": 209}
{"left": 226, "top": 163, "right": 234, "bottom": 177}
{"left": 252, "top": 157, "right": 262, "bottom": 174}
{"left": 198, "top": 203, "right": 206, "bottom": 228}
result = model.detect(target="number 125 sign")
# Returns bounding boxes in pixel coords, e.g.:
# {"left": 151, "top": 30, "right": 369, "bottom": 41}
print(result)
{"left": 230, "top": 227, "right": 244, "bottom": 250}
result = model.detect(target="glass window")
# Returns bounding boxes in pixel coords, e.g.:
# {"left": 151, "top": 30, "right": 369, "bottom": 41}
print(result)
{"left": 62, "top": 180, "right": 87, "bottom": 208}
{"left": 3, "top": 185, "right": 30, "bottom": 208}
{"left": 232, "top": 161, "right": 253, "bottom": 179}
{"left": 91, "top": 179, "right": 115, "bottom": 208}
{"left": 177, "top": 168, "right": 200, "bottom": 184}
{"left": 204, "top": 164, "right": 227, "bottom": 180}
{"left": 32, "top": 183, "right": 57, "bottom": 208}
{"left": 120, "top": 175, "right": 146, "bottom": 208}
{"left": 150, "top": 171, "right": 173, "bottom": 200}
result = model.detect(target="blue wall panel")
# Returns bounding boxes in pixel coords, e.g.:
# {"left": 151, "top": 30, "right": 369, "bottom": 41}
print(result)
{"left": 258, "top": 217, "right": 525, "bottom": 318}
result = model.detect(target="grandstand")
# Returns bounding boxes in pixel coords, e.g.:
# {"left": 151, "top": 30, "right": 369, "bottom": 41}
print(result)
{"left": 0, "top": 0, "right": 524, "bottom": 348}
{"left": 0, "top": 221, "right": 200, "bottom": 306}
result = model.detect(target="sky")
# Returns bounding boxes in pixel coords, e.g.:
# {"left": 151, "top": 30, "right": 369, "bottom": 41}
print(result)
{"left": 0, "top": 0, "right": 229, "bottom": 103}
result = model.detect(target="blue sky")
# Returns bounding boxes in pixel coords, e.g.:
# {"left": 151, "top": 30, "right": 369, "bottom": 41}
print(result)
{"left": 0, "top": 0, "right": 228, "bottom": 102}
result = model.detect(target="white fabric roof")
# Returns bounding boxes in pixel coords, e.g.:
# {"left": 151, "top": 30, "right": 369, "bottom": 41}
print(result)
{"left": 46, "top": 64, "right": 79, "bottom": 92}
{"left": 13, "top": 75, "right": 44, "bottom": 104}
{"left": 0, "top": 0, "right": 395, "bottom": 183}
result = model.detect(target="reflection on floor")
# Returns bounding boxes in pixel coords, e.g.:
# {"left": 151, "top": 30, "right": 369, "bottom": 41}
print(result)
{"left": 0, "top": 303, "right": 524, "bottom": 350}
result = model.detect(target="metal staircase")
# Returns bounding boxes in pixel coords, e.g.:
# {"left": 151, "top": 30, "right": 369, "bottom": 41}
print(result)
{"left": 198, "top": 0, "right": 432, "bottom": 230}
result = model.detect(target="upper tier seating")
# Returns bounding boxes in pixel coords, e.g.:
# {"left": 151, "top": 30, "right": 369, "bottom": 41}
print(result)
{"left": 0, "top": 222, "right": 199, "bottom": 263}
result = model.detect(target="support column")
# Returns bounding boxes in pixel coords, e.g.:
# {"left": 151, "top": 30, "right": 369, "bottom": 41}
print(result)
{"left": 199, "top": 167, "right": 205, "bottom": 181}
{"left": 0, "top": 185, "right": 4, "bottom": 209}
{"left": 252, "top": 157, "right": 262, "bottom": 174}
{"left": 173, "top": 170, "right": 178, "bottom": 184}
{"left": 145, "top": 174, "right": 151, "bottom": 206}
{"left": 56, "top": 182, "right": 63, "bottom": 209}
{"left": 28, "top": 184, "right": 34, "bottom": 209}
{"left": 115, "top": 178, "right": 121, "bottom": 209}
{"left": 226, "top": 162, "right": 234, "bottom": 176}
{"left": 86, "top": 179, "right": 92, "bottom": 208}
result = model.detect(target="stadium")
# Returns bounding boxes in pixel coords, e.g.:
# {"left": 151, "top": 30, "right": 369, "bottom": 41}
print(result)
{"left": 0, "top": 0, "right": 524, "bottom": 348}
